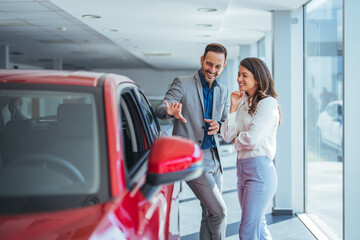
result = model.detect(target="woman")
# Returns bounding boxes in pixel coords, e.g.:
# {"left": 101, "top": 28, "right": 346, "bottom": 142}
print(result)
{"left": 220, "top": 57, "right": 280, "bottom": 240}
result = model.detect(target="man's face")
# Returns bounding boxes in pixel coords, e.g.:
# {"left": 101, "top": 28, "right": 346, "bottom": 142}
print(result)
{"left": 200, "top": 51, "right": 226, "bottom": 84}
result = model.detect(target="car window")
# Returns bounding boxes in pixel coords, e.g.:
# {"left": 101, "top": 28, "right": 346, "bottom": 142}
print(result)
{"left": 148, "top": 99, "right": 174, "bottom": 126}
{"left": 0, "top": 90, "right": 101, "bottom": 194}
{"left": 120, "top": 90, "right": 150, "bottom": 176}
{"left": 0, "top": 87, "right": 108, "bottom": 214}
{"left": 135, "top": 91, "right": 160, "bottom": 138}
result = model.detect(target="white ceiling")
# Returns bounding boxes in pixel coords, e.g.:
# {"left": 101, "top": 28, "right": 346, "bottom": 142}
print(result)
{"left": 0, "top": 0, "right": 309, "bottom": 70}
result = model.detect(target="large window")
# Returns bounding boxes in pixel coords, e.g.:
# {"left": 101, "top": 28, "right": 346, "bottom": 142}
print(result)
{"left": 304, "top": 0, "right": 343, "bottom": 239}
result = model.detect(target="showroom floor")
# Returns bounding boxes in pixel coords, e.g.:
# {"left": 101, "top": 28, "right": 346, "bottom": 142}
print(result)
{"left": 179, "top": 144, "right": 316, "bottom": 240}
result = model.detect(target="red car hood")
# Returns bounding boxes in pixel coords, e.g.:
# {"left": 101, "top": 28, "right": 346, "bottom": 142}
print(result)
{"left": 0, "top": 200, "right": 121, "bottom": 240}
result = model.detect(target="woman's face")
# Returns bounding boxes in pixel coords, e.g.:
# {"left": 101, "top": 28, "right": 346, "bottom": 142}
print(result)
{"left": 237, "top": 65, "right": 258, "bottom": 97}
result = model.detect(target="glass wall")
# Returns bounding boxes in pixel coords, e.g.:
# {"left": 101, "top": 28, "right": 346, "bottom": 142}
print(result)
{"left": 304, "top": 0, "right": 343, "bottom": 239}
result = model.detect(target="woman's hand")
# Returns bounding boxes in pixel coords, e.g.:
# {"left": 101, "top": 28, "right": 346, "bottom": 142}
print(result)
{"left": 230, "top": 91, "right": 245, "bottom": 113}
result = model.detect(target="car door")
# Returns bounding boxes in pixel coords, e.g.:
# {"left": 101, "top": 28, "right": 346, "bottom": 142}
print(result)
{"left": 133, "top": 89, "right": 181, "bottom": 239}
{"left": 115, "top": 83, "right": 176, "bottom": 240}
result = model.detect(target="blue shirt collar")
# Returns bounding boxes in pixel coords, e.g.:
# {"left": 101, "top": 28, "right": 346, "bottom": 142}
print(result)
{"left": 198, "top": 70, "right": 218, "bottom": 89}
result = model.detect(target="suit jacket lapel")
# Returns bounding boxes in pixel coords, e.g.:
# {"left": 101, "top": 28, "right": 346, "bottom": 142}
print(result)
{"left": 194, "top": 72, "right": 205, "bottom": 115}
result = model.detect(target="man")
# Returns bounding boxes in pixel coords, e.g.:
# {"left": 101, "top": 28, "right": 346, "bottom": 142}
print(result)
{"left": 155, "top": 43, "right": 230, "bottom": 240}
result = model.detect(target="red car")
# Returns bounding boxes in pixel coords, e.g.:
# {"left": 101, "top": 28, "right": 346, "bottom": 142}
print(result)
{"left": 0, "top": 70, "right": 203, "bottom": 240}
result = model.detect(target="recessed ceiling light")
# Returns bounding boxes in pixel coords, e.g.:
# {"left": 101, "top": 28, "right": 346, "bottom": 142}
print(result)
{"left": 82, "top": 14, "right": 101, "bottom": 19}
{"left": 0, "top": 19, "right": 33, "bottom": 26}
{"left": 197, "top": 8, "right": 217, "bottom": 12}
{"left": 144, "top": 52, "right": 171, "bottom": 57}
{"left": 196, "top": 24, "right": 213, "bottom": 28}
{"left": 38, "top": 39, "right": 74, "bottom": 44}
{"left": 72, "top": 50, "right": 98, "bottom": 54}
{"left": 103, "top": 29, "right": 118, "bottom": 32}
{"left": 199, "top": 34, "right": 211, "bottom": 38}
{"left": 58, "top": 27, "right": 67, "bottom": 31}
{"left": 117, "top": 38, "right": 130, "bottom": 41}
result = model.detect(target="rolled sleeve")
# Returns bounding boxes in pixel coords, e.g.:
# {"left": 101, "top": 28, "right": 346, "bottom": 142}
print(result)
{"left": 220, "top": 112, "right": 239, "bottom": 142}
{"left": 235, "top": 97, "right": 279, "bottom": 151}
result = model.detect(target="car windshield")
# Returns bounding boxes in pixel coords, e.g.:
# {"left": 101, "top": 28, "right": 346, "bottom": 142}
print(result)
{"left": 0, "top": 87, "right": 107, "bottom": 214}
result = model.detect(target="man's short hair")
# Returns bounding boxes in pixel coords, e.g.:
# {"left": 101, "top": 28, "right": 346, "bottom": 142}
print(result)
{"left": 203, "top": 43, "right": 227, "bottom": 62}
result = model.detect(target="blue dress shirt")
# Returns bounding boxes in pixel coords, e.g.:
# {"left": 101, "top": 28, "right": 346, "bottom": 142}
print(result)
{"left": 198, "top": 70, "right": 217, "bottom": 150}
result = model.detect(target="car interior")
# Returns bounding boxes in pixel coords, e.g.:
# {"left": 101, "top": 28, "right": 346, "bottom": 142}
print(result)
{"left": 0, "top": 91, "right": 100, "bottom": 198}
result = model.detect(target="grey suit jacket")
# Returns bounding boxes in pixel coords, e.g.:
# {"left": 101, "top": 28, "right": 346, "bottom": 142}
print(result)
{"left": 155, "top": 71, "right": 230, "bottom": 160}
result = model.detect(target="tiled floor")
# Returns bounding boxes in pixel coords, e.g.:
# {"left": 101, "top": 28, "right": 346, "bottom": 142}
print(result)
{"left": 179, "top": 145, "right": 316, "bottom": 240}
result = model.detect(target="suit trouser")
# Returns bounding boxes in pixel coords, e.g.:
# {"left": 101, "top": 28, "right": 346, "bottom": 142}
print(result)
{"left": 237, "top": 156, "right": 277, "bottom": 240}
{"left": 186, "top": 148, "right": 227, "bottom": 240}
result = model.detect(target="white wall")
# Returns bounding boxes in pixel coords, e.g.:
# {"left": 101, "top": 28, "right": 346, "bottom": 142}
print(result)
{"left": 265, "top": 31, "right": 273, "bottom": 74}
{"left": 94, "top": 68, "right": 196, "bottom": 96}
{"left": 290, "top": 7, "right": 304, "bottom": 214}
{"left": 344, "top": 0, "right": 360, "bottom": 238}
{"left": 96, "top": 57, "right": 241, "bottom": 97}
{"left": 272, "top": 10, "right": 293, "bottom": 213}
{"left": 220, "top": 58, "right": 240, "bottom": 93}
{"left": 272, "top": 8, "right": 304, "bottom": 215}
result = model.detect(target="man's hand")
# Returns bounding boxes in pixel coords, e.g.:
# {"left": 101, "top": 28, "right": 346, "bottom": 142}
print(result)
{"left": 165, "top": 101, "right": 187, "bottom": 123}
{"left": 204, "top": 118, "right": 220, "bottom": 135}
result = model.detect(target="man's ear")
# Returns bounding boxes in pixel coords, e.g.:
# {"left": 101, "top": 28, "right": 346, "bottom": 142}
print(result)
{"left": 200, "top": 56, "right": 204, "bottom": 65}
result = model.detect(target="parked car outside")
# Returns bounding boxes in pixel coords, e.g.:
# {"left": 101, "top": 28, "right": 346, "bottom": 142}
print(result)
{"left": 316, "top": 100, "right": 343, "bottom": 154}
{"left": 0, "top": 70, "right": 203, "bottom": 240}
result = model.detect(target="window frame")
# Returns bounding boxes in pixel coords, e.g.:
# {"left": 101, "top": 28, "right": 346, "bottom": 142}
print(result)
{"left": 117, "top": 83, "right": 158, "bottom": 190}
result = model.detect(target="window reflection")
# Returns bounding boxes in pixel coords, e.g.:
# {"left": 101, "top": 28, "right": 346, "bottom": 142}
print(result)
{"left": 304, "top": 0, "right": 343, "bottom": 239}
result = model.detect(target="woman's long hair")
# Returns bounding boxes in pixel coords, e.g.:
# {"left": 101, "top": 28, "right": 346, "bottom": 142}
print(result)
{"left": 240, "top": 57, "right": 281, "bottom": 124}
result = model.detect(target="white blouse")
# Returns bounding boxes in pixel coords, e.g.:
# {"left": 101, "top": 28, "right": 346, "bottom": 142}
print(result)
{"left": 220, "top": 96, "right": 279, "bottom": 160}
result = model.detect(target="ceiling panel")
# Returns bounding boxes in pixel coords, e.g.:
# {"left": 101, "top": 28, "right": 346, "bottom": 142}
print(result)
{"left": 0, "top": 2, "right": 49, "bottom": 11}
{"left": 6, "top": 11, "right": 62, "bottom": 19}
{"left": 0, "top": 0, "right": 309, "bottom": 70}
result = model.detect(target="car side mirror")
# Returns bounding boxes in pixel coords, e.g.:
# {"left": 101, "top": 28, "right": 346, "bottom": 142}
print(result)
{"left": 146, "top": 136, "right": 203, "bottom": 186}
{"left": 141, "top": 136, "right": 203, "bottom": 200}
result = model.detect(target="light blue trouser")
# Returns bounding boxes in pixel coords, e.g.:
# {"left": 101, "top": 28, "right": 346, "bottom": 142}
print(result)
{"left": 187, "top": 148, "right": 227, "bottom": 240}
{"left": 237, "top": 156, "right": 277, "bottom": 240}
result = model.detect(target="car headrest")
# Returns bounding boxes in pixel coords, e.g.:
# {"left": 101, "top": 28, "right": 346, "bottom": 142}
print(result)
{"left": 57, "top": 104, "right": 94, "bottom": 138}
